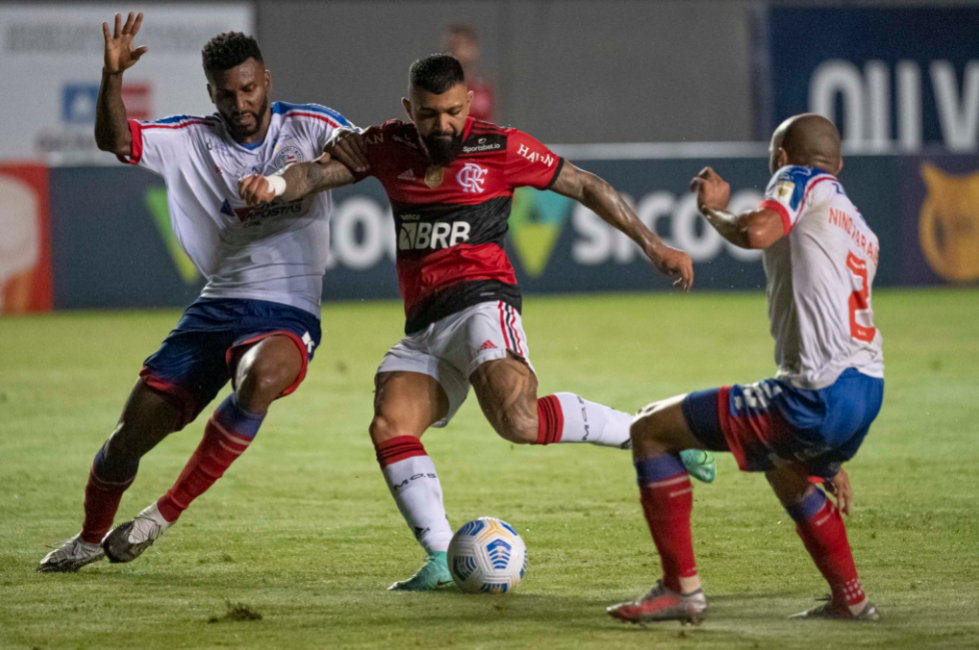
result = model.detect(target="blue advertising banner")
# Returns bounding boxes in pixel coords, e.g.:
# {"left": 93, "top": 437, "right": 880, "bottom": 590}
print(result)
{"left": 47, "top": 152, "right": 978, "bottom": 311}
{"left": 755, "top": 7, "right": 979, "bottom": 152}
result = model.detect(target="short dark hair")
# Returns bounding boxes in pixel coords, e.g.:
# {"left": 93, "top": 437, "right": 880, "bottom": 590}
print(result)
{"left": 202, "top": 32, "right": 263, "bottom": 73}
{"left": 409, "top": 54, "right": 465, "bottom": 95}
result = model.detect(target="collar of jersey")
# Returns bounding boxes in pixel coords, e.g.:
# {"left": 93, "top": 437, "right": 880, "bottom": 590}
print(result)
{"left": 214, "top": 111, "right": 276, "bottom": 154}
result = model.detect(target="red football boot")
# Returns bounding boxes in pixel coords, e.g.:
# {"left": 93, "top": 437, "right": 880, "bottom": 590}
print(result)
{"left": 607, "top": 580, "right": 707, "bottom": 625}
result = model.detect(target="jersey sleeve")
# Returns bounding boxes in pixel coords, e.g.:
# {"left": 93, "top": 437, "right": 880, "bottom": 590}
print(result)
{"left": 117, "top": 115, "right": 204, "bottom": 176}
{"left": 503, "top": 129, "right": 564, "bottom": 190}
{"left": 282, "top": 103, "right": 352, "bottom": 152}
{"left": 759, "top": 165, "right": 836, "bottom": 234}
{"left": 350, "top": 122, "right": 391, "bottom": 183}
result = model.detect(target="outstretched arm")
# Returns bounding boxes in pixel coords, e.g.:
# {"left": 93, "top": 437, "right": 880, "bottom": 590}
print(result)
{"left": 95, "top": 12, "right": 148, "bottom": 156}
{"left": 690, "top": 167, "right": 785, "bottom": 250}
{"left": 550, "top": 162, "right": 694, "bottom": 291}
{"left": 238, "top": 156, "right": 357, "bottom": 207}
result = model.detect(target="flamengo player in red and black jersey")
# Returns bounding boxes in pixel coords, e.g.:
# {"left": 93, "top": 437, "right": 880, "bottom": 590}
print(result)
{"left": 240, "top": 54, "right": 698, "bottom": 590}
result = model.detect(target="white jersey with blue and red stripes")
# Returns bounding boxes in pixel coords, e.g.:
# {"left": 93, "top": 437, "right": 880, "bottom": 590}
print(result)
{"left": 758, "top": 165, "right": 884, "bottom": 390}
{"left": 120, "top": 101, "right": 350, "bottom": 317}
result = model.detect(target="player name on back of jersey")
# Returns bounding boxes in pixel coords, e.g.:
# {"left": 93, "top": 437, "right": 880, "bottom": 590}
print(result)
{"left": 828, "top": 207, "right": 879, "bottom": 267}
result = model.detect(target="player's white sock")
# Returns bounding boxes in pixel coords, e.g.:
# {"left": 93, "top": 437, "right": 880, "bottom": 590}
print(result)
{"left": 537, "top": 392, "right": 632, "bottom": 448}
{"left": 376, "top": 436, "right": 454, "bottom": 553}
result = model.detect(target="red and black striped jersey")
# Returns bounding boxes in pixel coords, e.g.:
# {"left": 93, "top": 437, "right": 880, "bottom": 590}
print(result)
{"left": 356, "top": 117, "right": 564, "bottom": 333}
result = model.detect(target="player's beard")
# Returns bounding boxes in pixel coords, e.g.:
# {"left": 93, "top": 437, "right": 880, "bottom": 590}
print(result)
{"left": 227, "top": 96, "right": 269, "bottom": 140}
{"left": 420, "top": 131, "right": 464, "bottom": 167}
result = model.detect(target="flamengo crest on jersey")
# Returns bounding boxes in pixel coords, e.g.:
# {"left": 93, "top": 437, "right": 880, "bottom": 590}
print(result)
{"left": 355, "top": 117, "right": 564, "bottom": 333}
{"left": 760, "top": 165, "right": 884, "bottom": 390}
{"left": 118, "top": 102, "right": 350, "bottom": 317}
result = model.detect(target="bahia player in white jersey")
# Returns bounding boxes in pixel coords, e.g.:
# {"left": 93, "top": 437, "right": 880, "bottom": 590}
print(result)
{"left": 607, "top": 115, "right": 884, "bottom": 624}
{"left": 39, "top": 13, "right": 348, "bottom": 573}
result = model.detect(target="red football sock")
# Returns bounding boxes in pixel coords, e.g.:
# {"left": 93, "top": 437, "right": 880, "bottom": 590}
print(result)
{"left": 635, "top": 455, "right": 697, "bottom": 592}
{"left": 789, "top": 489, "right": 865, "bottom": 608}
{"left": 80, "top": 443, "right": 139, "bottom": 544}
{"left": 536, "top": 395, "right": 564, "bottom": 445}
{"left": 81, "top": 470, "right": 134, "bottom": 544}
{"left": 156, "top": 395, "right": 262, "bottom": 523}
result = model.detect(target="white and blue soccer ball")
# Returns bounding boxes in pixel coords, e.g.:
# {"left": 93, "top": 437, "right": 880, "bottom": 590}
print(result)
{"left": 447, "top": 517, "right": 527, "bottom": 594}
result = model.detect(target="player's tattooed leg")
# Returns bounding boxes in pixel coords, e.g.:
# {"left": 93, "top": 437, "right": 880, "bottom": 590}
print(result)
{"left": 471, "top": 353, "right": 639, "bottom": 449}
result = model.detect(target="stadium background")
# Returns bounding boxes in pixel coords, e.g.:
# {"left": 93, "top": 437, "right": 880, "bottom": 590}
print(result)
{"left": 2, "top": 0, "right": 978, "bottom": 312}
{"left": 1, "top": 2, "right": 978, "bottom": 650}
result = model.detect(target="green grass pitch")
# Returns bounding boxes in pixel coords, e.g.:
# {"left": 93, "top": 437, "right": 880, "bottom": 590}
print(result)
{"left": 1, "top": 289, "right": 978, "bottom": 650}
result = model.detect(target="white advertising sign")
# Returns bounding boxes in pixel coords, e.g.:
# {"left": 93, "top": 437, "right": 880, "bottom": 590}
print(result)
{"left": 0, "top": 3, "right": 254, "bottom": 164}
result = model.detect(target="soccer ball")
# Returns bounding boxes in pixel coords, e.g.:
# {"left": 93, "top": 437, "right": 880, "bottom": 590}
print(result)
{"left": 447, "top": 517, "right": 527, "bottom": 594}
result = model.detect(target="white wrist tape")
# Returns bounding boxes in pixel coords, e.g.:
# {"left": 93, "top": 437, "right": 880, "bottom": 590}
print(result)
{"left": 266, "top": 175, "right": 287, "bottom": 197}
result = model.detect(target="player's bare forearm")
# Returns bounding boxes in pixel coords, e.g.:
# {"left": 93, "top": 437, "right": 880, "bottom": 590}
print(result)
{"left": 552, "top": 162, "right": 693, "bottom": 290}
{"left": 691, "top": 166, "right": 784, "bottom": 249}
{"left": 95, "top": 12, "right": 147, "bottom": 157}
{"left": 702, "top": 208, "right": 751, "bottom": 248}
{"left": 94, "top": 70, "right": 131, "bottom": 156}
{"left": 552, "top": 164, "right": 661, "bottom": 257}
{"left": 280, "top": 158, "right": 356, "bottom": 201}
{"left": 703, "top": 207, "right": 784, "bottom": 250}
{"left": 240, "top": 158, "right": 357, "bottom": 208}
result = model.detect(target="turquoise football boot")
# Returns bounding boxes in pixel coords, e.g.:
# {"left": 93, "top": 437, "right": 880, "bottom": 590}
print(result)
{"left": 680, "top": 449, "right": 716, "bottom": 484}
{"left": 388, "top": 550, "right": 454, "bottom": 591}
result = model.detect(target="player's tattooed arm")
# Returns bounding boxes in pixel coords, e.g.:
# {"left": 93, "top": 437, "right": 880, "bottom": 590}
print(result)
{"left": 95, "top": 12, "right": 148, "bottom": 156}
{"left": 237, "top": 157, "right": 356, "bottom": 207}
{"left": 279, "top": 157, "right": 357, "bottom": 200}
{"left": 690, "top": 167, "right": 785, "bottom": 250}
{"left": 551, "top": 162, "right": 694, "bottom": 291}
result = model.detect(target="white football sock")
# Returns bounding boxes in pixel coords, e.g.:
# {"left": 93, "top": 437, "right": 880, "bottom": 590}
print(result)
{"left": 541, "top": 392, "right": 633, "bottom": 448}
{"left": 382, "top": 454, "right": 454, "bottom": 553}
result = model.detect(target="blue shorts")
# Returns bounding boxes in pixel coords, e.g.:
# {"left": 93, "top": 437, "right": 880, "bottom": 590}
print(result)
{"left": 681, "top": 368, "right": 884, "bottom": 476}
{"left": 140, "top": 298, "right": 321, "bottom": 429}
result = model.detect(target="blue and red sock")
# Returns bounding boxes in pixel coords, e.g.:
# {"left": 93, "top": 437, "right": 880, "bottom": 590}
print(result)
{"left": 786, "top": 488, "right": 865, "bottom": 609}
{"left": 157, "top": 394, "right": 263, "bottom": 523}
{"left": 635, "top": 454, "right": 697, "bottom": 592}
{"left": 81, "top": 443, "right": 140, "bottom": 543}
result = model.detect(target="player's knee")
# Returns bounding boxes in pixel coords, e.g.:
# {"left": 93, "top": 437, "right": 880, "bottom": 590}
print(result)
{"left": 236, "top": 358, "right": 294, "bottom": 412}
{"left": 630, "top": 402, "right": 672, "bottom": 451}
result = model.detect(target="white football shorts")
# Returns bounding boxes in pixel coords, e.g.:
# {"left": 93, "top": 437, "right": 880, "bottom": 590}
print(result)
{"left": 376, "top": 300, "right": 535, "bottom": 427}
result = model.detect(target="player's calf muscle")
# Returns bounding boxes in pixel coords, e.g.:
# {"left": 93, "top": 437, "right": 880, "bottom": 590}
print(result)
{"left": 631, "top": 396, "right": 696, "bottom": 456}
{"left": 472, "top": 359, "right": 538, "bottom": 444}
{"left": 108, "top": 382, "right": 182, "bottom": 459}
{"left": 489, "top": 402, "right": 538, "bottom": 444}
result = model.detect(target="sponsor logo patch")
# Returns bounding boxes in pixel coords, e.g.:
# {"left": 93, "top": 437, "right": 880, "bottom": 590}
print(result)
{"left": 399, "top": 221, "right": 471, "bottom": 250}
{"left": 457, "top": 163, "right": 488, "bottom": 193}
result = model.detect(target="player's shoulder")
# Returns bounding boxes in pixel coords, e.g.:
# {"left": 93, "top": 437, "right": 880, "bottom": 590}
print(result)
{"left": 137, "top": 113, "right": 219, "bottom": 130}
{"left": 469, "top": 119, "right": 537, "bottom": 143}
{"left": 273, "top": 101, "right": 350, "bottom": 127}
{"left": 770, "top": 165, "right": 835, "bottom": 187}
{"left": 469, "top": 118, "right": 509, "bottom": 135}
{"left": 362, "top": 119, "right": 419, "bottom": 147}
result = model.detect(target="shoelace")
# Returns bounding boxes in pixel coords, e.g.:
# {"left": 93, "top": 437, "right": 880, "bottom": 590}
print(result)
{"left": 641, "top": 581, "right": 670, "bottom": 602}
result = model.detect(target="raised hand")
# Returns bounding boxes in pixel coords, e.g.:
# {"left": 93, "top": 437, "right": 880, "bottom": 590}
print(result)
{"left": 690, "top": 167, "right": 731, "bottom": 213}
{"left": 102, "top": 12, "right": 148, "bottom": 74}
